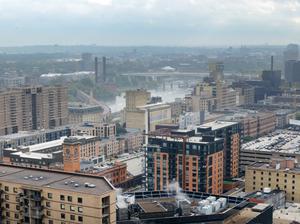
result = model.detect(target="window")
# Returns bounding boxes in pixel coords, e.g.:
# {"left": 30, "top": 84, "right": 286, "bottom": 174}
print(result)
{"left": 292, "top": 197, "right": 295, "bottom": 201}
{"left": 4, "top": 186, "right": 9, "bottom": 192}
{"left": 78, "top": 216, "right": 83, "bottom": 222}
{"left": 49, "top": 220, "right": 53, "bottom": 224}
{"left": 67, "top": 196, "right": 72, "bottom": 202}
{"left": 261, "top": 172, "right": 264, "bottom": 175}
{"left": 78, "top": 207, "right": 83, "bottom": 213}
{"left": 16, "top": 205, "right": 20, "bottom": 210}
{"left": 70, "top": 206, "right": 75, "bottom": 211}
{"left": 61, "top": 213, "right": 65, "bottom": 219}
{"left": 60, "top": 204, "right": 65, "bottom": 210}
{"left": 46, "top": 202, "right": 51, "bottom": 208}
{"left": 71, "top": 215, "right": 75, "bottom": 221}
{"left": 47, "top": 210, "right": 51, "bottom": 216}
{"left": 5, "top": 204, "right": 9, "bottom": 209}
{"left": 78, "top": 197, "right": 83, "bottom": 203}
{"left": 13, "top": 188, "right": 18, "bottom": 193}
{"left": 48, "top": 193, "right": 53, "bottom": 199}
{"left": 60, "top": 195, "right": 65, "bottom": 201}
{"left": 5, "top": 194, "right": 9, "bottom": 200}
{"left": 293, "top": 180, "right": 295, "bottom": 184}
{"left": 15, "top": 214, "right": 19, "bottom": 219}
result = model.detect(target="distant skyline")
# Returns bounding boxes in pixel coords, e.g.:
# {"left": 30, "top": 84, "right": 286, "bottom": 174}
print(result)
{"left": 0, "top": 0, "right": 300, "bottom": 46}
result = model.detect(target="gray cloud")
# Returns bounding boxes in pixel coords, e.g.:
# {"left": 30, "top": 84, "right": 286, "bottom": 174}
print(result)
{"left": 0, "top": 0, "right": 299, "bottom": 46}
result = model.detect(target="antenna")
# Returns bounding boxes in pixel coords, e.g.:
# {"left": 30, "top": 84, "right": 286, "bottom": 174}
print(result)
{"left": 271, "top": 56, "right": 274, "bottom": 71}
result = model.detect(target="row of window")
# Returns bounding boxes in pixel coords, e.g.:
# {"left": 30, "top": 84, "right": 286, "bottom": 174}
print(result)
{"left": 47, "top": 193, "right": 83, "bottom": 203}
{"left": 253, "top": 171, "right": 296, "bottom": 178}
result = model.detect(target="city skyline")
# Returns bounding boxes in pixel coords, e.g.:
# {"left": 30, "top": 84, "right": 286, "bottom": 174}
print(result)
{"left": 0, "top": 0, "right": 300, "bottom": 46}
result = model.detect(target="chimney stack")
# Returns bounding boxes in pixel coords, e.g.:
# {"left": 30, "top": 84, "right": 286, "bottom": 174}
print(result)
{"left": 271, "top": 56, "right": 274, "bottom": 71}
{"left": 95, "top": 57, "right": 98, "bottom": 83}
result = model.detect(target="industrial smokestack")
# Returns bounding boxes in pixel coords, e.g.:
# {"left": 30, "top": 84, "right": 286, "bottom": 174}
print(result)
{"left": 102, "top": 56, "right": 106, "bottom": 82}
{"left": 95, "top": 57, "right": 98, "bottom": 83}
{"left": 271, "top": 56, "right": 274, "bottom": 71}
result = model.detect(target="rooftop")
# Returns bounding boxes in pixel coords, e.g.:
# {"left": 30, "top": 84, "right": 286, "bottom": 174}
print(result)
{"left": 196, "top": 120, "right": 238, "bottom": 131}
{"left": 0, "top": 164, "right": 114, "bottom": 195}
{"left": 242, "top": 130, "right": 300, "bottom": 154}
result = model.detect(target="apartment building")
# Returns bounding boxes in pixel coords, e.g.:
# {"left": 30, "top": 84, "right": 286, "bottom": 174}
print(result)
{"left": 0, "top": 86, "right": 68, "bottom": 135}
{"left": 196, "top": 121, "right": 241, "bottom": 179}
{"left": 0, "top": 164, "right": 116, "bottom": 224}
{"left": 245, "top": 158, "right": 300, "bottom": 202}
{"left": 71, "top": 122, "right": 116, "bottom": 139}
{"left": 146, "top": 129, "right": 224, "bottom": 194}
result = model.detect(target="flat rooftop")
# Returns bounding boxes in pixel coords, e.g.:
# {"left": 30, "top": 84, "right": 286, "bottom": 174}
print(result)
{"left": 197, "top": 120, "right": 238, "bottom": 131}
{"left": 0, "top": 164, "right": 113, "bottom": 195}
{"left": 273, "top": 203, "right": 300, "bottom": 223}
{"left": 242, "top": 130, "right": 300, "bottom": 154}
{"left": 248, "top": 162, "right": 300, "bottom": 173}
{"left": 7, "top": 135, "right": 96, "bottom": 152}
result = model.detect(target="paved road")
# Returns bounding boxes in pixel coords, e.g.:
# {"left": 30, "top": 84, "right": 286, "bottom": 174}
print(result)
{"left": 77, "top": 90, "right": 111, "bottom": 117}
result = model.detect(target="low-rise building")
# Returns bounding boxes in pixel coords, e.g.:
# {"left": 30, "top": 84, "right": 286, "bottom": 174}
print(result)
{"left": 70, "top": 122, "right": 116, "bottom": 139}
{"left": 245, "top": 158, "right": 300, "bottom": 202}
{"left": 0, "top": 164, "right": 116, "bottom": 224}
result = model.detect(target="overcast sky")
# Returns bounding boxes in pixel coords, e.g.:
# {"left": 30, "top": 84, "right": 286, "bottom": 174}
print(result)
{"left": 0, "top": 0, "right": 300, "bottom": 46}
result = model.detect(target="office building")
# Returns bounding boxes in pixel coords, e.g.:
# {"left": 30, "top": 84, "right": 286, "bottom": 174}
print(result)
{"left": 208, "top": 60, "right": 224, "bottom": 81}
{"left": 284, "top": 44, "right": 299, "bottom": 61}
{"left": 125, "top": 89, "right": 171, "bottom": 131}
{"left": 0, "top": 86, "right": 68, "bottom": 135}
{"left": 68, "top": 104, "right": 105, "bottom": 124}
{"left": 215, "top": 81, "right": 237, "bottom": 110}
{"left": 125, "top": 89, "right": 150, "bottom": 111}
{"left": 146, "top": 129, "right": 224, "bottom": 194}
{"left": 196, "top": 121, "right": 240, "bottom": 179}
{"left": 0, "top": 164, "right": 116, "bottom": 224}
{"left": 285, "top": 60, "right": 300, "bottom": 83}
{"left": 80, "top": 53, "right": 93, "bottom": 71}
{"left": 245, "top": 158, "right": 300, "bottom": 202}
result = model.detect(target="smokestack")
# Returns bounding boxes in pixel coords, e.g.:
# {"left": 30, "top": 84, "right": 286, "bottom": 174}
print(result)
{"left": 102, "top": 56, "right": 106, "bottom": 82}
{"left": 95, "top": 57, "right": 98, "bottom": 83}
{"left": 271, "top": 56, "right": 274, "bottom": 71}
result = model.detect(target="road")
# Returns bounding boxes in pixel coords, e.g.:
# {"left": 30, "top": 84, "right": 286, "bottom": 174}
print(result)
{"left": 77, "top": 90, "right": 111, "bottom": 117}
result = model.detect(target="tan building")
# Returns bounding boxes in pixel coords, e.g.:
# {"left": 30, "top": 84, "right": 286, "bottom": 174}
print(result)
{"left": 215, "top": 81, "right": 237, "bottom": 110}
{"left": 0, "top": 86, "right": 68, "bottom": 135}
{"left": 68, "top": 104, "right": 104, "bottom": 124}
{"left": 126, "top": 103, "right": 172, "bottom": 132}
{"left": 0, "top": 164, "right": 116, "bottom": 224}
{"left": 125, "top": 89, "right": 150, "bottom": 111}
{"left": 71, "top": 122, "right": 116, "bottom": 139}
{"left": 245, "top": 158, "right": 300, "bottom": 202}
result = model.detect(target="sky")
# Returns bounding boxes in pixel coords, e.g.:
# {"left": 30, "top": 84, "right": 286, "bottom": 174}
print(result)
{"left": 0, "top": 0, "right": 300, "bottom": 46}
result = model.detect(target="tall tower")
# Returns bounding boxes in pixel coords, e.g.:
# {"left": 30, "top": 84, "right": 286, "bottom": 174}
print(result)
{"left": 95, "top": 57, "right": 99, "bottom": 83}
{"left": 102, "top": 56, "right": 106, "bottom": 83}
{"left": 63, "top": 137, "right": 81, "bottom": 172}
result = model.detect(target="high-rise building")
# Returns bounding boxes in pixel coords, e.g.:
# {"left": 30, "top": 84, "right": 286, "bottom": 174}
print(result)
{"left": 125, "top": 89, "right": 150, "bottom": 111}
{"left": 0, "top": 86, "right": 68, "bottom": 136}
{"left": 284, "top": 44, "right": 299, "bottom": 82}
{"left": 146, "top": 129, "right": 224, "bottom": 194}
{"left": 196, "top": 121, "right": 240, "bottom": 178}
{"left": 208, "top": 60, "right": 224, "bottom": 81}
{"left": 284, "top": 44, "right": 299, "bottom": 61}
{"left": 285, "top": 60, "right": 300, "bottom": 83}
{"left": 80, "top": 53, "right": 93, "bottom": 71}
{"left": 215, "top": 81, "right": 237, "bottom": 110}
{"left": 0, "top": 164, "right": 116, "bottom": 224}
